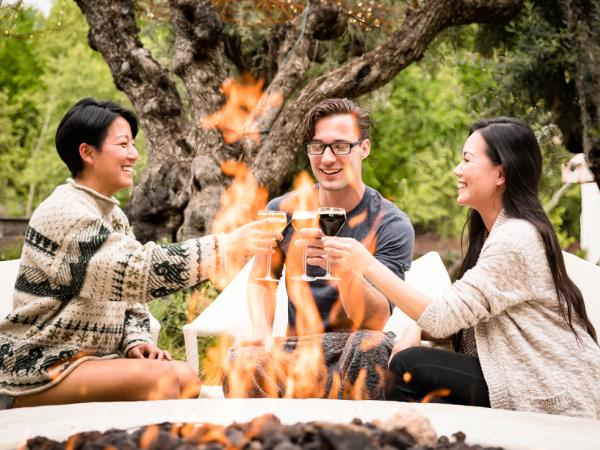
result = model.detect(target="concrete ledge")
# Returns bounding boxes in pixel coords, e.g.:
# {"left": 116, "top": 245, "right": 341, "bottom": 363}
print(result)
{"left": 1, "top": 399, "right": 599, "bottom": 450}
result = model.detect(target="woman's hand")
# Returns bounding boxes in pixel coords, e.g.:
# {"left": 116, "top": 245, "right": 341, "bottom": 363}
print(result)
{"left": 322, "top": 237, "right": 375, "bottom": 276}
{"left": 224, "top": 219, "right": 284, "bottom": 258}
{"left": 127, "top": 343, "right": 172, "bottom": 361}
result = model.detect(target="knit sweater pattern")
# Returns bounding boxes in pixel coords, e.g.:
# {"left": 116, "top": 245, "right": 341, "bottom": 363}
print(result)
{"left": 0, "top": 180, "right": 218, "bottom": 396}
{"left": 417, "top": 212, "right": 600, "bottom": 419}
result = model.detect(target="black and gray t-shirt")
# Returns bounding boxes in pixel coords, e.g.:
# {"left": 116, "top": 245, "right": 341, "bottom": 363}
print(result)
{"left": 267, "top": 185, "right": 414, "bottom": 334}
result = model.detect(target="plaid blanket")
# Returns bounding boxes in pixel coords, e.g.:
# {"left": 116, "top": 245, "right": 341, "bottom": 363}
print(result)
{"left": 223, "top": 330, "right": 395, "bottom": 400}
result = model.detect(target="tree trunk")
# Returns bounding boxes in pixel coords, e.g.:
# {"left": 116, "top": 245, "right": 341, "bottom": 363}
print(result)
{"left": 76, "top": 0, "right": 523, "bottom": 242}
{"left": 558, "top": 0, "right": 600, "bottom": 190}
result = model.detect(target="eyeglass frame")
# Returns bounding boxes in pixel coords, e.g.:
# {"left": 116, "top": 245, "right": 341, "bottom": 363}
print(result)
{"left": 304, "top": 139, "right": 365, "bottom": 156}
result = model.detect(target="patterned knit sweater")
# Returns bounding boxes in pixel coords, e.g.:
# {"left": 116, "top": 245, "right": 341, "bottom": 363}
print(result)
{"left": 417, "top": 212, "right": 600, "bottom": 419}
{"left": 0, "top": 180, "right": 220, "bottom": 396}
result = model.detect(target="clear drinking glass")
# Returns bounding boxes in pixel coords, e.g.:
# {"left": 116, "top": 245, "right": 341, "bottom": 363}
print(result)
{"left": 317, "top": 207, "right": 346, "bottom": 281}
{"left": 291, "top": 211, "right": 318, "bottom": 281}
{"left": 255, "top": 210, "right": 288, "bottom": 282}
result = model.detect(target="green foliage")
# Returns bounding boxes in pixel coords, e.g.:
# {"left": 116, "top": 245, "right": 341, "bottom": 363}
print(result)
{"left": 0, "top": 1, "right": 147, "bottom": 217}
{"left": 364, "top": 24, "right": 582, "bottom": 247}
{"left": 365, "top": 34, "right": 489, "bottom": 237}
{"left": 546, "top": 185, "right": 581, "bottom": 250}
{"left": 148, "top": 281, "right": 221, "bottom": 376}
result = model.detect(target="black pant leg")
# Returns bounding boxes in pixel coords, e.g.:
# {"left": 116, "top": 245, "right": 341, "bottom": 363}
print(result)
{"left": 385, "top": 347, "right": 490, "bottom": 407}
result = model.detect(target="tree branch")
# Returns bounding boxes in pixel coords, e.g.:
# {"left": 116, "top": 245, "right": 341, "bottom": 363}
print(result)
{"left": 76, "top": 0, "right": 191, "bottom": 160}
{"left": 76, "top": 0, "right": 195, "bottom": 241}
{"left": 170, "top": 0, "right": 229, "bottom": 124}
{"left": 241, "top": 0, "right": 347, "bottom": 159}
{"left": 252, "top": 0, "right": 524, "bottom": 190}
{"left": 558, "top": 0, "right": 600, "bottom": 187}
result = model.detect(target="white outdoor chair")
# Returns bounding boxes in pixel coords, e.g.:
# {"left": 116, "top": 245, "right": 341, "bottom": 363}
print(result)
{"left": 182, "top": 259, "right": 290, "bottom": 373}
{"left": 183, "top": 251, "right": 452, "bottom": 373}
{"left": 562, "top": 251, "right": 600, "bottom": 332}
{"left": 0, "top": 259, "right": 161, "bottom": 343}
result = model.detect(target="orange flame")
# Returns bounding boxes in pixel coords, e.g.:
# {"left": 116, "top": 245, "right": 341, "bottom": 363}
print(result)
{"left": 279, "top": 171, "right": 318, "bottom": 213}
{"left": 421, "top": 388, "right": 451, "bottom": 403}
{"left": 65, "top": 434, "right": 79, "bottom": 450}
{"left": 212, "top": 160, "right": 268, "bottom": 235}
{"left": 201, "top": 73, "right": 282, "bottom": 143}
{"left": 139, "top": 425, "right": 159, "bottom": 449}
{"left": 206, "top": 163, "right": 387, "bottom": 399}
{"left": 211, "top": 160, "right": 268, "bottom": 287}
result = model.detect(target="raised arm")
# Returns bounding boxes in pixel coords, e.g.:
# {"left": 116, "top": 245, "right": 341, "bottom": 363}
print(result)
{"left": 323, "top": 236, "right": 433, "bottom": 321}
{"left": 336, "top": 216, "right": 414, "bottom": 330}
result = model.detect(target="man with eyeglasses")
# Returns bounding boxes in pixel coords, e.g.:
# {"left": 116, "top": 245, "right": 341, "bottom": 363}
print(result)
{"left": 225, "top": 98, "right": 414, "bottom": 400}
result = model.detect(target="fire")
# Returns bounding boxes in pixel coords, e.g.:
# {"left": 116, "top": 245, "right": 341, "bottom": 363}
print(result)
{"left": 64, "top": 434, "right": 79, "bottom": 450}
{"left": 201, "top": 73, "right": 282, "bottom": 143}
{"left": 201, "top": 141, "right": 385, "bottom": 399}
{"left": 211, "top": 160, "right": 268, "bottom": 288}
{"left": 421, "top": 388, "right": 451, "bottom": 403}
{"left": 281, "top": 171, "right": 323, "bottom": 337}
{"left": 279, "top": 171, "right": 318, "bottom": 213}
{"left": 139, "top": 424, "right": 159, "bottom": 449}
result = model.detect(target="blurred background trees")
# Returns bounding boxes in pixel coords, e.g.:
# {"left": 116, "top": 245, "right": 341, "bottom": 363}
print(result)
{"left": 1, "top": 0, "right": 591, "bottom": 249}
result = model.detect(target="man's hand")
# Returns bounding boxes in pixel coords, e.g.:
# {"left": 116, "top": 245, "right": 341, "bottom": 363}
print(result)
{"left": 296, "top": 228, "right": 326, "bottom": 270}
{"left": 127, "top": 343, "right": 172, "bottom": 361}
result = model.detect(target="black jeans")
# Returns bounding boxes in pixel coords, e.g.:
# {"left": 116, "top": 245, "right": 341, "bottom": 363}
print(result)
{"left": 385, "top": 347, "right": 490, "bottom": 407}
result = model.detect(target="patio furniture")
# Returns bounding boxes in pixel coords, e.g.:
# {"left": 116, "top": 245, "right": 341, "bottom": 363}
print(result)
{"left": 183, "top": 251, "right": 452, "bottom": 373}
{"left": 0, "top": 259, "right": 161, "bottom": 343}
{"left": 562, "top": 250, "right": 600, "bottom": 332}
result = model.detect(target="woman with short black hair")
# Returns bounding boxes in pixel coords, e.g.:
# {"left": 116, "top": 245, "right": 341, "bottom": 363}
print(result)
{"left": 0, "top": 98, "right": 281, "bottom": 409}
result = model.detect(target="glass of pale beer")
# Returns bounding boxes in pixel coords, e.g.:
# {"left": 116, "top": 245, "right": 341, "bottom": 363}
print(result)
{"left": 255, "top": 210, "right": 288, "bottom": 282}
{"left": 291, "top": 210, "right": 318, "bottom": 281}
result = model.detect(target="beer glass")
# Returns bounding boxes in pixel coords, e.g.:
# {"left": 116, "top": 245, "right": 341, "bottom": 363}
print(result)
{"left": 291, "top": 210, "right": 318, "bottom": 281}
{"left": 317, "top": 207, "right": 346, "bottom": 281}
{"left": 255, "top": 210, "right": 288, "bottom": 282}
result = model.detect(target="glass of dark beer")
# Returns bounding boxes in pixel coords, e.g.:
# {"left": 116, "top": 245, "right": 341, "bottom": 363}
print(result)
{"left": 317, "top": 207, "right": 346, "bottom": 281}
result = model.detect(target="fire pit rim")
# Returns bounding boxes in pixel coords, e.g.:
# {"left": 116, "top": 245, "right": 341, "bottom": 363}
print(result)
{"left": 1, "top": 398, "right": 599, "bottom": 450}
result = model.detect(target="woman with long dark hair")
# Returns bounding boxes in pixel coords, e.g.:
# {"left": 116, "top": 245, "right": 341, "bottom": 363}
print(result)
{"left": 322, "top": 117, "right": 600, "bottom": 418}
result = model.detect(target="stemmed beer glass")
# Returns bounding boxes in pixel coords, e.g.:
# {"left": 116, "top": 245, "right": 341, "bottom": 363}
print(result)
{"left": 317, "top": 207, "right": 346, "bottom": 281}
{"left": 291, "top": 210, "right": 318, "bottom": 281}
{"left": 255, "top": 210, "right": 288, "bottom": 282}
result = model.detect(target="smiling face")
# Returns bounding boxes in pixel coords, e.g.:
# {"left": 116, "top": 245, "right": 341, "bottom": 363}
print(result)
{"left": 79, "top": 116, "right": 138, "bottom": 197}
{"left": 308, "top": 113, "right": 370, "bottom": 194}
{"left": 454, "top": 130, "right": 505, "bottom": 213}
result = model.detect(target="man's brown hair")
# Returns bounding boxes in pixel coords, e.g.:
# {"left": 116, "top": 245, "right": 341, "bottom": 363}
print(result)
{"left": 303, "top": 98, "right": 371, "bottom": 142}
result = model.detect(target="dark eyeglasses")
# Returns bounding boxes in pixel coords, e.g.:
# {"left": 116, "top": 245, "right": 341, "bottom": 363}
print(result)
{"left": 305, "top": 140, "right": 364, "bottom": 156}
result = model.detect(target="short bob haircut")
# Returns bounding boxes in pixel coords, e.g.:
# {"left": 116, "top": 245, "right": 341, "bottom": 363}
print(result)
{"left": 55, "top": 98, "right": 138, "bottom": 178}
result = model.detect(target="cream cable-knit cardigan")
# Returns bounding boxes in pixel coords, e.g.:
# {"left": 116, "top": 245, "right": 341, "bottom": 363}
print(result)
{"left": 0, "top": 180, "right": 220, "bottom": 396}
{"left": 417, "top": 212, "right": 600, "bottom": 419}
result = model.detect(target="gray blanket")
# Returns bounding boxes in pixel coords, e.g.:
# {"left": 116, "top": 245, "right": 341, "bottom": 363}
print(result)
{"left": 223, "top": 330, "right": 395, "bottom": 400}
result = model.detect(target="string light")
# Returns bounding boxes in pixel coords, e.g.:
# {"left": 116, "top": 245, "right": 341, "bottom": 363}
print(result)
{"left": 1, "top": 2, "right": 69, "bottom": 41}
{"left": 1, "top": 0, "right": 394, "bottom": 38}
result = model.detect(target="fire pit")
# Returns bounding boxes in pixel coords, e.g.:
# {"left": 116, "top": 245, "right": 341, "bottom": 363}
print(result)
{"left": 1, "top": 399, "right": 599, "bottom": 450}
